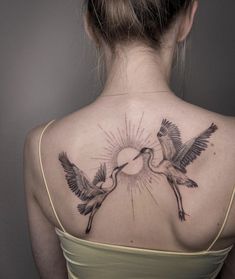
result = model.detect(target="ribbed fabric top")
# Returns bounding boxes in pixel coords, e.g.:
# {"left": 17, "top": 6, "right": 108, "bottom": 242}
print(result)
{"left": 39, "top": 120, "right": 235, "bottom": 279}
{"left": 55, "top": 227, "right": 233, "bottom": 279}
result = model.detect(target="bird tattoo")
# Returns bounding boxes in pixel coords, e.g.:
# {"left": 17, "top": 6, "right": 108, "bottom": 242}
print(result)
{"left": 59, "top": 152, "right": 128, "bottom": 234}
{"left": 133, "top": 119, "right": 218, "bottom": 221}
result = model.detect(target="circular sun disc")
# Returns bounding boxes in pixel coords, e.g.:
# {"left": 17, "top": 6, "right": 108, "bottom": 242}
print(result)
{"left": 117, "top": 148, "right": 143, "bottom": 175}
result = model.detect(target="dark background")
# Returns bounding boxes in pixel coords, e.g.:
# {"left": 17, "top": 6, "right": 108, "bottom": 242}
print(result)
{"left": 0, "top": 0, "right": 234, "bottom": 278}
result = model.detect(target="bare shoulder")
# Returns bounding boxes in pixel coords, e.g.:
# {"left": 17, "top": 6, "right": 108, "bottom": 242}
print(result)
{"left": 213, "top": 114, "right": 235, "bottom": 156}
{"left": 23, "top": 120, "right": 54, "bottom": 194}
{"left": 24, "top": 122, "right": 45, "bottom": 150}
{"left": 193, "top": 106, "right": 235, "bottom": 175}
{"left": 223, "top": 115, "right": 235, "bottom": 135}
{"left": 182, "top": 100, "right": 235, "bottom": 149}
{"left": 23, "top": 120, "right": 68, "bottom": 279}
{"left": 210, "top": 114, "right": 235, "bottom": 233}
{"left": 24, "top": 121, "right": 49, "bottom": 166}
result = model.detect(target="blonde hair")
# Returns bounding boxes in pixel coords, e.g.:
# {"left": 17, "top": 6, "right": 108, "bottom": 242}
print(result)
{"left": 83, "top": 0, "right": 194, "bottom": 96}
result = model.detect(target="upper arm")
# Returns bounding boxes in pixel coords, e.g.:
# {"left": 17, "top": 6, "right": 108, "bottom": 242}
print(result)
{"left": 23, "top": 126, "right": 68, "bottom": 279}
{"left": 219, "top": 116, "right": 235, "bottom": 278}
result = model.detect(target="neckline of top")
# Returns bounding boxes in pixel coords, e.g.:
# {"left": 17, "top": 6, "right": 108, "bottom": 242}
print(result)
{"left": 55, "top": 227, "right": 233, "bottom": 256}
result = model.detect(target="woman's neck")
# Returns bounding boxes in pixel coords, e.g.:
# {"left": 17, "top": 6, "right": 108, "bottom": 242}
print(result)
{"left": 98, "top": 44, "right": 174, "bottom": 98}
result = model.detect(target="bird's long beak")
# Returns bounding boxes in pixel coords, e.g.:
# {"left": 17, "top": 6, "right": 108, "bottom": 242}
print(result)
{"left": 118, "top": 162, "right": 128, "bottom": 171}
{"left": 133, "top": 152, "right": 141, "bottom": 161}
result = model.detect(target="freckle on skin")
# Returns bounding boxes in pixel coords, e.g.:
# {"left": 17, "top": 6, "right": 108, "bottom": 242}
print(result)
{"left": 130, "top": 240, "right": 134, "bottom": 243}
{"left": 214, "top": 152, "right": 216, "bottom": 155}
{"left": 211, "top": 143, "right": 214, "bottom": 147}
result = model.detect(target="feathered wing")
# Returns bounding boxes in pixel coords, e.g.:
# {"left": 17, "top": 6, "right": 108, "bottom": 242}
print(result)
{"left": 58, "top": 152, "right": 103, "bottom": 201}
{"left": 92, "top": 163, "right": 106, "bottom": 186}
{"left": 157, "top": 119, "right": 183, "bottom": 160}
{"left": 172, "top": 123, "right": 218, "bottom": 173}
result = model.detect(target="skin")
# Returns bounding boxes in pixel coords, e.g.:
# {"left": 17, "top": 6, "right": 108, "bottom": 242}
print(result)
{"left": 24, "top": 1, "right": 235, "bottom": 278}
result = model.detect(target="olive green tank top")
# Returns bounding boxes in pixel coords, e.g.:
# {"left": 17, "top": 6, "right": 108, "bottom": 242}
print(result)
{"left": 39, "top": 120, "right": 235, "bottom": 279}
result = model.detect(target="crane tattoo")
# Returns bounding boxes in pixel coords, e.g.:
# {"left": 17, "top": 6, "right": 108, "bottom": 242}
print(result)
{"left": 133, "top": 119, "right": 218, "bottom": 221}
{"left": 59, "top": 152, "right": 128, "bottom": 234}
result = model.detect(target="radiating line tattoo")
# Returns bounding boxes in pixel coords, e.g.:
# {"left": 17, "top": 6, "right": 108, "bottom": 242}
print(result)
{"left": 59, "top": 152, "right": 128, "bottom": 233}
{"left": 94, "top": 113, "right": 160, "bottom": 220}
{"left": 134, "top": 119, "right": 218, "bottom": 221}
{"left": 58, "top": 116, "right": 218, "bottom": 234}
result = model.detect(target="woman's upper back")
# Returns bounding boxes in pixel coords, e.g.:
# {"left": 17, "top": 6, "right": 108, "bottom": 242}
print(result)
{"left": 33, "top": 93, "right": 235, "bottom": 253}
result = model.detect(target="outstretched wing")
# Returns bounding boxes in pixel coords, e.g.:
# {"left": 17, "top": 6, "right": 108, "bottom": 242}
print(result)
{"left": 92, "top": 163, "right": 106, "bottom": 186}
{"left": 58, "top": 152, "right": 103, "bottom": 201}
{"left": 157, "top": 119, "right": 183, "bottom": 160}
{"left": 172, "top": 123, "right": 218, "bottom": 173}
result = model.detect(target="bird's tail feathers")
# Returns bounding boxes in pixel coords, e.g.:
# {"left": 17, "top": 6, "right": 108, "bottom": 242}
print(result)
{"left": 78, "top": 203, "right": 93, "bottom": 215}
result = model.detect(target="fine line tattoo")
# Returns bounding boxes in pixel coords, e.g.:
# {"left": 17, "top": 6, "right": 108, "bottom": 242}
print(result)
{"left": 59, "top": 152, "right": 128, "bottom": 234}
{"left": 134, "top": 119, "right": 218, "bottom": 221}
{"left": 59, "top": 116, "right": 218, "bottom": 234}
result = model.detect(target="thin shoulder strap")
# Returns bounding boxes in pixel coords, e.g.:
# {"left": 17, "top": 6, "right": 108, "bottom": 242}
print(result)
{"left": 207, "top": 183, "right": 235, "bottom": 251}
{"left": 38, "top": 119, "right": 66, "bottom": 233}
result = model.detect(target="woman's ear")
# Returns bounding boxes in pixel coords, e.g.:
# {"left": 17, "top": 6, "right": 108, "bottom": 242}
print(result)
{"left": 83, "top": 12, "right": 95, "bottom": 42}
{"left": 83, "top": 12, "right": 100, "bottom": 47}
{"left": 177, "top": 0, "right": 199, "bottom": 42}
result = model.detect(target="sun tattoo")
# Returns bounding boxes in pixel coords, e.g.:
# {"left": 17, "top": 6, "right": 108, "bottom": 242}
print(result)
{"left": 92, "top": 113, "right": 162, "bottom": 215}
